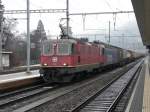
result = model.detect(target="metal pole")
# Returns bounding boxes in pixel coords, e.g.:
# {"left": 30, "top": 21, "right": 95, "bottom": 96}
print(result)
{"left": 0, "top": 19, "right": 3, "bottom": 71}
{"left": 0, "top": 1, "right": 3, "bottom": 71}
{"left": 27, "top": 0, "right": 30, "bottom": 73}
{"left": 108, "top": 21, "right": 110, "bottom": 44}
{"left": 66, "top": 0, "right": 69, "bottom": 37}
{"left": 82, "top": 15, "right": 86, "bottom": 31}
{"left": 122, "top": 34, "right": 124, "bottom": 48}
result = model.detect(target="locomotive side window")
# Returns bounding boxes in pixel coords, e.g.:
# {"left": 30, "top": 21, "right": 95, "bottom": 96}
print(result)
{"left": 71, "top": 44, "right": 76, "bottom": 54}
{"left": 99, "top": 47, "right": 104, "bottom": 55}
{"left": 102, "top": 48, "right": 104, "bottom": 55}
{"left": 78, "top": 56, "right": 80, "bottom": 63}
{"left": 43, "top": 42, "right": 53, "bottom": 55}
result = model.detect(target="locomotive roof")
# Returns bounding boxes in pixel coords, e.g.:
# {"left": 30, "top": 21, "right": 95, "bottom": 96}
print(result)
{"left": 92, "top": 41, "right": 127, "bottom": 50}
{"left": 44, "top": 39, "right": 77, "bottom": 44}
{"left": 44, "top": 39, "right": 139, "bottom": 54}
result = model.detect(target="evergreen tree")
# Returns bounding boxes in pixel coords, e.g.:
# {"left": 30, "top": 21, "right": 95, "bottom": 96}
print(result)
{"left": 31, "top": 20, "right": 47, "bottom": 44}
{"left": 30, "top": 20, "right": 47, "bottom": 64}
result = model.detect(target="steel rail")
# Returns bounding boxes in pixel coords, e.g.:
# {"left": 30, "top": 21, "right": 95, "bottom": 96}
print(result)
{"left": 0, "top": 82, "right": 46, "bottom": 98}
{"left": 0, "top": 83, "right": 58, "bottom": 108}
{"left": 107, "top": 63, "right": 142, "bottom": 112}
{"left": 111, "top": 64, "right": 143, "bottom": 112}
{"left": 64, "top": 60, "right": 143, "bottom": 112}
{"left": 12, "top": 60, "right": 138, "bottom": 112}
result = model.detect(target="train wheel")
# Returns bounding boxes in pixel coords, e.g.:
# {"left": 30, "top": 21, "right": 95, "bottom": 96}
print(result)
{"left": 62, "top": 74, "right": 75, "bottom": 82}
{"left": 42, "top": 72, "right": 53, "bottom": 83}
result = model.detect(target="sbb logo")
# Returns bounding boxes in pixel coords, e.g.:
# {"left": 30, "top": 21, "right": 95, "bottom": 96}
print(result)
{"left": 52, "top": 57, "right": 58, "bottom": 62}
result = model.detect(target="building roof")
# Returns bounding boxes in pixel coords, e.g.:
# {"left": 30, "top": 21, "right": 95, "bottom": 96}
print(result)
{"left": 0, "top": 50, "right": 13, "bottom": 54}
{"left": 2, "top": 51, "right": 12, "bottom": 54}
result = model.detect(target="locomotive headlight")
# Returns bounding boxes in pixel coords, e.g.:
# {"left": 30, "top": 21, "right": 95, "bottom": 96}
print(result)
{"left": 63, "top": 63, "right": 68, "bottom": 66}
{"left": 43, "top": 63, "right": 48, "bottom": 66}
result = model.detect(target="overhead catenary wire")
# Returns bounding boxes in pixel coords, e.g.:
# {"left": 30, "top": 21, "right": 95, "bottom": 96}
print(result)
{"left": 105, "top": 0, "right": 114, "bottom": 11}
{"left": 69, "top": 11, "right": 134, "bottom": 16}
{"left": 3, "top": 9, "right": 66, "bottom": 14}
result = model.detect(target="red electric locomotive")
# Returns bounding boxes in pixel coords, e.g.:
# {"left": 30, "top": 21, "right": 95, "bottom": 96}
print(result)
{"left": 40, "top": 38, "right": 107, "bottom": 82}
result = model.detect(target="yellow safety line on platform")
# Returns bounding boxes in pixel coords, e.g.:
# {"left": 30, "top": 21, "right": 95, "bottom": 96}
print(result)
{"left": 142, "top": 57, "right": 150, "bottom": 112}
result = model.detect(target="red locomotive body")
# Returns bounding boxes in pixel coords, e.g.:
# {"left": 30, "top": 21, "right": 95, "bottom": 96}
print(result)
{"left": 40, "top": 39, "right": 107, "bottom": 82}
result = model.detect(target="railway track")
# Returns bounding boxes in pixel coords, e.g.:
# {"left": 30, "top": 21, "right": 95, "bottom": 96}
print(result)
{"left": 0, "top": 65, "right": 40, "bottom": 75}
{"left": 0, "top": 83, "right": 58, "bottom": 108}
{"left": 114, "top": 63, "right": 143, "bottom": 112}
{"left": 64, "top": 60, "right": 143, "bottom": 112}
{"left": 0, "top": 82, "right": 47, "bottom": 98}
{"left": 11, "top": 60, "right": 140, "bottom": 112}
{"left": 0, "top": 60, "right": 141, "bottom": 112}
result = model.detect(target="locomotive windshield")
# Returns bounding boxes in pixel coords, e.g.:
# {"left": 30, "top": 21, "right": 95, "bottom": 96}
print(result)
{"left": 42, "top": 41, "right": 73, "bottom": 55}
{"left": 57, "top": 43, "right": 72, "bottom": 55}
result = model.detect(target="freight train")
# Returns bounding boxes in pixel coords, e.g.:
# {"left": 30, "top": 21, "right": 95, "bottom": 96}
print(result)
{"left": 39, "top": 37, "right": 142, "bottom": 83}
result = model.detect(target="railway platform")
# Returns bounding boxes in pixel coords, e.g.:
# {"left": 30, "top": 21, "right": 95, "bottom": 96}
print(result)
{"left": 142, "top": 56, "right": 150, "bottom": 112}
{"left": 0, "top": 64, "right": 40, "bottom": 75}
{"left": 125, "top": 56, "right": 150, "bottom": 112}
{"left": 0, "top": 70, "right": 40, "bottom": 91}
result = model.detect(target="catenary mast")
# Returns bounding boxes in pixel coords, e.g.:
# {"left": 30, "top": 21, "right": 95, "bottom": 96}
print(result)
{"left": 0, "top": 0, "right": 4, "bottom": 71}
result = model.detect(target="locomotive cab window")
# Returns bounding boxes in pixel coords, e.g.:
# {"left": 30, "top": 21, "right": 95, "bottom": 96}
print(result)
{"left": 57, "top": 43, "right": 72, "bottom": 55}
{"left": 43, "top": 42, "right": 53, "bottom": 55}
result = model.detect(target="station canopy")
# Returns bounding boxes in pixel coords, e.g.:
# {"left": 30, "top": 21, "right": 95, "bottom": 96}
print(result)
{"left": 131, "top": 0, "right": 150, "bottom": 48}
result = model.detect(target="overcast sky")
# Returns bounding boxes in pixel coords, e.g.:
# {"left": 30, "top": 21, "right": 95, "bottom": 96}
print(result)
{"left": 2, "top": 0, "right": 146, "bottom": 52}
{"left": 3, "top": 0, "right": 136, "bottom": 34}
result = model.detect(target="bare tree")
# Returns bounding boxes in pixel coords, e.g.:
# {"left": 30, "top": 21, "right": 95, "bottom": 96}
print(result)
{"left": 3, "top": 18, "right": 18, "bottom": 50}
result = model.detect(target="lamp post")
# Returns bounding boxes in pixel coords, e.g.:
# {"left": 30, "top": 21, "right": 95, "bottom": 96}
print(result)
{"left": 26, "top": 0, "right": 30, "bottom": 73}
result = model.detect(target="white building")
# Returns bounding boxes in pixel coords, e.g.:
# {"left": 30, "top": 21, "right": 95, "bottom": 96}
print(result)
{"left": 2, "top": 51, "right": 12, "bottom": 68}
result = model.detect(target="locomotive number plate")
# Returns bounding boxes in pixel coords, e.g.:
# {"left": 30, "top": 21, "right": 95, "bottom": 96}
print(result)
{"left": 52, "top": 57, "right": 58, "bottom": 62}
